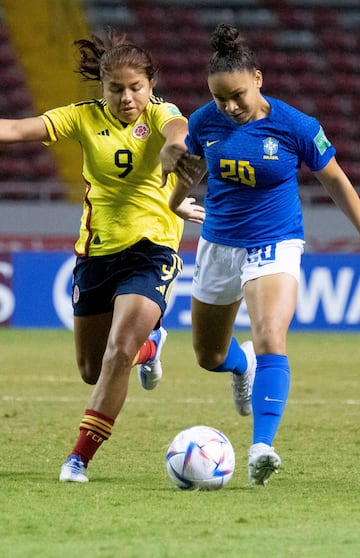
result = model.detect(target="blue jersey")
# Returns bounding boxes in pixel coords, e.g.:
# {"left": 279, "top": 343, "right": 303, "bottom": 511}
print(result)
{"left": 186, "top": 96, "right": 336, "bottom": 248}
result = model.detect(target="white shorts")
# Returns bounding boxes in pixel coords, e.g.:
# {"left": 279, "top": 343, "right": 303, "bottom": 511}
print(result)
{"left": 192, "top": 237, "right": 305, "bottom": 305}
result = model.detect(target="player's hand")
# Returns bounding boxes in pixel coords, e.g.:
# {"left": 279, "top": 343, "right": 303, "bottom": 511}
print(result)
{"left": 174, "top": 152, "right": 206, "bottom": 187}
{"left": 173, "top": 197, "right": 205, "bottom": 224}
{"left": 160, "top": 144, "right": 187, "bottom": 187}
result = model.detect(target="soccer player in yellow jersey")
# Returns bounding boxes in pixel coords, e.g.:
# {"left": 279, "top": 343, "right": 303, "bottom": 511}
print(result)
{"left": 0, "top": 27, "right": 204, "bottom": 482}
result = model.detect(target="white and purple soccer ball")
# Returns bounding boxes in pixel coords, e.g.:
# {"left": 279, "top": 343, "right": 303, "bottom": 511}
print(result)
{"left": 166, "top": 425, "right": 235, "bottom": 491}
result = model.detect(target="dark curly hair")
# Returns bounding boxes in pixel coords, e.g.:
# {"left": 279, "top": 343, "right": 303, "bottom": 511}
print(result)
{"left": 208, "top": 23, "right": 258, "bottom": 74}
{"left": 74, "top": 26, "right": 158, "bottom": 82}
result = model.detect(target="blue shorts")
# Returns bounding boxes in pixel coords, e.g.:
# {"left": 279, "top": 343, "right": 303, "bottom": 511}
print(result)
{"left": 72, "top": 239, "right": 183, "bottom": 317}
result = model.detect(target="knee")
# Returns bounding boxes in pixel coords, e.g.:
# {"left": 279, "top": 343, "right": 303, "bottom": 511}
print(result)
{"left": 101, "top": 342, "right": 133, "bottom": 374}
{"left": 194, "top": 346, "right": 226, "bottom": 372}
{"left": 252, "top": 320, "right": 287, "bottom": 354}
{"left": 79, "top": 366, "right": 100, "bottom": 386}
{"left": 77, "top": 358, "right": 100, "bottom": 385}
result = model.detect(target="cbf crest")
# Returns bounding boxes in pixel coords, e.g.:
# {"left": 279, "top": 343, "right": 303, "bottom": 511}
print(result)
{"left": 263, "top": 137, "right": 279, "bottom": 160}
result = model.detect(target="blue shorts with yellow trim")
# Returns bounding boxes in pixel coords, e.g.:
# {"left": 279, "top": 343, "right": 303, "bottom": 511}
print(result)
{"left": 72, "top": 239, "right": 183, "bottom": 317}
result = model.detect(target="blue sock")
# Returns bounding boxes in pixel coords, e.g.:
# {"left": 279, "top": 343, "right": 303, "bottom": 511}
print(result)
{"left": 252, "top": 354, "right": 290, "bottom": 446}
{"left": 211, "top": 337, "right": 248, "bottom": 374}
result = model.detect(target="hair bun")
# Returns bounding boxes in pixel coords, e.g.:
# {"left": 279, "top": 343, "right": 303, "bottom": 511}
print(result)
{"left": 211, "top": 23, "right": 241, "bottom": 55}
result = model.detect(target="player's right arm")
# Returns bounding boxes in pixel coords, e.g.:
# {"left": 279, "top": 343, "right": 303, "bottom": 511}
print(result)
{"left": 0, "top": 116, "right": 49, "bottom": 142}
{"left": 169, "top": 153, "right": 207, "bottom": 221}
{"left": 170, "top": 153, "right": 206, "bottom": 204}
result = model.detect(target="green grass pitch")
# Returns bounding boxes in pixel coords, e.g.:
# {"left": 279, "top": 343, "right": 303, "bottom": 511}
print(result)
{"left": 1, "top": 329, "right": 360, "bottom": 557}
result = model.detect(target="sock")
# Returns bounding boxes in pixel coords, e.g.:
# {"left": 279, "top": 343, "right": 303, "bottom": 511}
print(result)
{"left": 211, "top": 337, "right": 248, "bottom": 374}
{"left": 132, "top": 338, "right": 156, "bottom": 366}
{"left": 71, "top": 409, "right": 114, "bottom": 464}
{"left": 252, "top": 354, "right": 290, "bottom": 446}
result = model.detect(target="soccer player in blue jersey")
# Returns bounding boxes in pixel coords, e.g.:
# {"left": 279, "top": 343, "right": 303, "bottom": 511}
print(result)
{"left": 170, "top": 23, "right": 360, "bottom": 485}
{"left": 0, "top": 28, "right": 204, "bottom": 482}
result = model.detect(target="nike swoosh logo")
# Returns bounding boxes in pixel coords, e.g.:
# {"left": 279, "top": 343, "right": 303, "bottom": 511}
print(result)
{"left": 258, "top": 261, "right": 274, "bottom": 267}
{"left": 206, "top": 140, "right": 220, "bottom": 147}
{"left": 264, "top": 396, "right": 283, "bottom": 402}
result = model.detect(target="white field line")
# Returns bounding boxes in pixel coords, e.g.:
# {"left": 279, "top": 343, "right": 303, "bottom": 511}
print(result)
{"left": 1, "top": 395, "right": 360, "bottom": 405}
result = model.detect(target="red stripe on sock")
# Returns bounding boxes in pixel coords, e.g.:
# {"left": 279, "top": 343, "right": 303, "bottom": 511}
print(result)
{"left": 72, "top": 409, "right": 114, "bottom": 463}
{"left": 134, "top": 339, "right": 156, "bottom": 365}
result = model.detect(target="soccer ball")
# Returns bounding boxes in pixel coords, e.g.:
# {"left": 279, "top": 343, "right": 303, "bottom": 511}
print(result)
{"left": 165, "top": 425, "right": 235, "bottom": 490}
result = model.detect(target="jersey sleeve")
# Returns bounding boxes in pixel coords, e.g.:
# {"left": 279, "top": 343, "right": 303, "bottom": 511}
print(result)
{"left": 185, "top": 111, "right": 205, "bottom": 158}
{"left": 294, "top": 114, "right": 336, "bottom": 172}
{"left": 40, "top": 104, "right": 81, "bottom": 145}
{"left": 151, "top": 100, "right": 187, "bottom": 134}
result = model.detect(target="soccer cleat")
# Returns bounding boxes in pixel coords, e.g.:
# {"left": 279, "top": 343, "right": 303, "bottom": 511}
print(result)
{"left": 231, "top": 340, "right": 256, "bottom": 416}
{"left": 137, "top": 327, "right": 167, "bottom": 390}
{"left": 248, "top": 443, "right": 281, "bottom": 486}
{"left": 59, "top": 454, "right": 89, "bottom": 483}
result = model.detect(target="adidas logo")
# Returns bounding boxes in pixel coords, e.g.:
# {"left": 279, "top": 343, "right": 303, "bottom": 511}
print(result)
{"left": 155, "top": 285, "right": 166, "bottom": 295}
{"left": 97, "top": 129, "right": 110, "bottom": 136}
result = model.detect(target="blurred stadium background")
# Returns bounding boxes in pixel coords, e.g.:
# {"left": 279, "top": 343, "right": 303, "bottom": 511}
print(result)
{"left": 0, "top": 0, "right": 359, "bottom": 253}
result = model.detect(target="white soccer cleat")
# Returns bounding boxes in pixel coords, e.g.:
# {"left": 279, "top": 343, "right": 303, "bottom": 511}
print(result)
{"left": 248, "top": 443, "right": 281, "bottom": 486}
{"left": 137, "top": 327, "right": 167, "bottom": 390}
{"left": 59, "top": 454, "right": 89, "bottom": 483}
{"left": 231, "top": 340, "right": 256, "bottom": 416}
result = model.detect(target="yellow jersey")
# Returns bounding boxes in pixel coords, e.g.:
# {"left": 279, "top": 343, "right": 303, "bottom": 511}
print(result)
{"left": 41, "top": 96, "right": 187, "bottom": 256}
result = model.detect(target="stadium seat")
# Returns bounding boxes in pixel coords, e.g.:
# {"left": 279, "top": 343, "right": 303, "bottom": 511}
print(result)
{"left": 318, "top": 31, "right": 356, "bottom": 51}
{"left": 0, "top": 24, "right": 10, "bottom": 44}
{"left": 4, "top": 0, "right": 356, "bottom": 206}
{"left": 0, "top": 67, "right": 26, "bottom": 89}
{"left": 276, "top": 8, "right": 315, "bottom": 29}
{"left": 0, "top": 14, "right": 63, "bottom": 198}
{"left": 0, "top": 43, "right": 17, "bottom": 66}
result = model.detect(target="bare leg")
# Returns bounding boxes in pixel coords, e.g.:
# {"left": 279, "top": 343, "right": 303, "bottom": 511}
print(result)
{"left": 244, "top": 273, "right": 298, "bottom": 354}
{"left": 89, "top": 293, "right": 161, "bottom": 419}
{"left": 244, "top": 273, "right": 298, "bottom": 484}
{"left": 59, "top": 293, "right": 162, "bottom": 482}
{"left": 191, "top": 297, "right": 241, "bottom": 369}
{"left": 74, "top": 313, "right": 113, "bottom": 384}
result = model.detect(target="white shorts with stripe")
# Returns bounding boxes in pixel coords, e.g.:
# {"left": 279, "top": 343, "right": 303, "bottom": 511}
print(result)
{"left": 191, "top": 237, "right": 305, "bottom": 305}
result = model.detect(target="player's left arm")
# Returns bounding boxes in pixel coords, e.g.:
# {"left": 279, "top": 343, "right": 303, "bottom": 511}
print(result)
{"left": 171, "top": 196, "right": 205, "bottom": 224}
{"left": 160, "top": 118, "right": 188, "bottom": 186}
{"left": 314, "top": 156, "right": 360, "bottom": 234}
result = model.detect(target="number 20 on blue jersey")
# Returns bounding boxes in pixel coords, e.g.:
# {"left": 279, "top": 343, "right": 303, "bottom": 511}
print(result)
{"left": 220, "top": 159, "right": 256, "bottom": 187}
